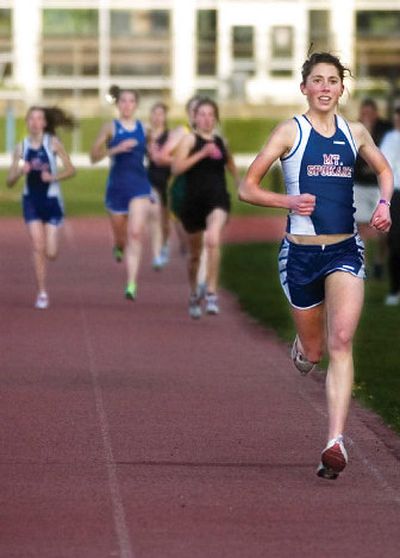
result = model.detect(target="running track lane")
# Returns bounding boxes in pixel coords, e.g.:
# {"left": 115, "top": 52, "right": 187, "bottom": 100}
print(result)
{"left": 1, "top": 216, "right": 399, "bottom": 558}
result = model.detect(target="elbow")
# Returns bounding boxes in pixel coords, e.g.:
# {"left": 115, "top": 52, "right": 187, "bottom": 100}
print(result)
{"left": 238, "top": 180, "right": 251, "bottom": 202}
{"left": 90, "top": 149, "right": 101, "bottom": 164}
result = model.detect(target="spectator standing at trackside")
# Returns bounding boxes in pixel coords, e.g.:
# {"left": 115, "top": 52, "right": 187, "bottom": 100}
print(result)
{"left": 380, "top": 106, "right": 400, "bottom": 305}
{"left": 353, "top": 98, "right": 392, "bottom": 278}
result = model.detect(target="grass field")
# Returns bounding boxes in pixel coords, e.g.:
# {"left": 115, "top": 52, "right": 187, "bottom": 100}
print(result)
{"left": 0, "top": 163, "right": 284, "bottom": 218}
{"left": 0, "top": 116, "right": 278, "bottom": 154}
{"left": 221, "top": 242, "right": 400, "bottom": 434}
{"left": 0, "top": 116, "right": 281, "bottom": 218}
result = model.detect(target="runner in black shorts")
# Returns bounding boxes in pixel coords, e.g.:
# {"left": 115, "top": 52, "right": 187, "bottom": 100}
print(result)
{"left": 172, "top": 98, "right": 240, "bottom": 318}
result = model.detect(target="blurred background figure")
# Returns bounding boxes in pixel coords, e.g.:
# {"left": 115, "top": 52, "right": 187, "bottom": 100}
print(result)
{"left": 380, "top": 106, "right": 400, "bottom": 305}
{"left": 172, "top": 98, "right": 240, "bottom": 319}
{"left": 90, "top": 86, "right": 151, "bottom": 301}
{"left": 6, "top": 106, "right": 76, "bottom": 309}
{"left": 147, "top": 102, "right": 172, "bottom": 269}
{"left": 353, "top": 98, "right": 392, "bottom": 279}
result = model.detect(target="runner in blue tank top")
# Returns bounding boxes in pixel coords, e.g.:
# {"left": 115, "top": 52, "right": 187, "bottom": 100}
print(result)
{"left": 90, "top": 85, "right": 151, "bottom": 300}
{"left": 7, "top": 106, "right": 76, "bottom": 309}
{"left": 239, "top": 52, "right": 393, "bottom": 480}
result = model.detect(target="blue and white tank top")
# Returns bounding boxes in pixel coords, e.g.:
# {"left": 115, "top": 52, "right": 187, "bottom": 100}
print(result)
{"left": 22, "top": 133, "right": 62, "bottom": 203}
{"left": 107, "top": 119, "right": 150, "bottom": 193}
{"left": 281, "top": 114, "right": 358, "bottom": 235}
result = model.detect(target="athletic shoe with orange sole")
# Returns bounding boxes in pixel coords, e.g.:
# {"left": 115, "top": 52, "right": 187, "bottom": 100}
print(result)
{"left": 317, "top": 435, "right": 348, "bottom": 480}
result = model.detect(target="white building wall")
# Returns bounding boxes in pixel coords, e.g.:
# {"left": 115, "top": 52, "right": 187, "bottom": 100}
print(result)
{"left": 171, "top": 0, "right": 196, "bottom": 104}
{"left": 12, "top": 0, "right": 41, "bottom": 103}
{"left": 4, "top": 0, "right": 400, "bottom": 108}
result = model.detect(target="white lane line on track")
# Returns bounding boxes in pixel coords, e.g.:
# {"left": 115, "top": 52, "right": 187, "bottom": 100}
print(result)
{"left": 79, "top": 305, "right": 135, "bottom": 558}
{"left": 296, "top": 379, "right": 400, "bottom": 505}
{"left": 66, "top": 223, "right": 135, "bottom": 558}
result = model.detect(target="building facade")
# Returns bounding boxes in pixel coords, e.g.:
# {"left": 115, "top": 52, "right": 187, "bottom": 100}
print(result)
{"left": 0, "top": 0, "right": 399, "bottom": 111}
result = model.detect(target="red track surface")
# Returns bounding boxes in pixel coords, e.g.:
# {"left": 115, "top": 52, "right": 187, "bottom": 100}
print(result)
{"left": 1, "top": 216, "right": 400, "bottom": 558}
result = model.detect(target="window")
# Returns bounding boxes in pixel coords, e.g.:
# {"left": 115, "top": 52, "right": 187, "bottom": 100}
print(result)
{"left": 232, "top": 26, "right": 255, "bottom": 77}
{"left": 197, "top": 10, "right": 217, "bottom": 76}
{"left": 0, "top": 9, "right": 12, "bottom": 79}
{"left": 270, "top": 26, "right": 294, "bottom": 77}
{"left": 110, "top": 10, "right": 171, "bottom": 76}
{"left": 356, "top": 11, "right": 400, "bottom": 79}
{"left": 42, "top": 10, "right": 99, "bottom": 76}
{"left": 233, "top": 26, "right": 254, "bottom": 60}
{"left": 308, "top": 10, "right": 331, "bottom": 52}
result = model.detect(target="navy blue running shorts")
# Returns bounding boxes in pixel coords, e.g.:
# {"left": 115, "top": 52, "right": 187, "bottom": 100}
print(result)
{"left": 23, "top": 195, "right": 64, "bottom": 226}
{"left": 278, "top": 234, "right": 366, "bottom": 309}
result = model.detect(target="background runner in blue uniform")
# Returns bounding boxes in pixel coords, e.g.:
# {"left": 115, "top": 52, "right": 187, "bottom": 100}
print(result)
{"left": 90, "top": 86, "right": 151, "bottom": 300}
{"left": 7, "top": 106, "right": 76, "bottom": 309}
{"left": 239, "top": 52, "right": 393, "bottom": 480}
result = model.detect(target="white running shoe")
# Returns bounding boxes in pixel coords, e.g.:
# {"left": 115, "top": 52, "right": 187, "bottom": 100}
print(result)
{"left": 291, "top": 336, "right": 316, "bottom": 375}
{"left": 317, "top": 435, "right": 348, "bottom": 480}
{"left": 189, "top": 293, "right": 202, "bottom": 319}
{"left": 196, "top": 281, "right": 207, "bottom": 301}
{"left": 205, "top": 293, "right": 219, "bottom": 315}
{"left": 35, "top": 292, "right": 49, "bottom": 310}
{"left": 160, "top": 245, "right": 170, "bottom": 266}
{"left": 152, "top": 255, "right": 164, "bottom": 271}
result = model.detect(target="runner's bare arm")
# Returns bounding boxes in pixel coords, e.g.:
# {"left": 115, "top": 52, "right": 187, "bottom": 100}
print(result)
{"left": 351, "top": 122, "right": 393, "bottom": 232}
{"left": 90, "top": 122, "right": 113, "bottom": 163}
{"left": 48, "top": 137, "right": 76, "bottom": 181}
{"left": 239, "top": 120, "right": 316, "bottom": 215}
{"left": 154, "top": 126, "right": 187, "bottom": 166}
{"left": 6, "top": 144, "right": 25, "bottom": 187}
{"left": 171, "top": 133, "right": 214, "bottom": 175}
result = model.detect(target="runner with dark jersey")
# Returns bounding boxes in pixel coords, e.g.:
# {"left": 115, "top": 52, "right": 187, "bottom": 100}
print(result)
{"left": 181, "top": 133, "right": 230, "bottom": 233}
{"left": 172, "top": 98, "right": 240, "bottom": 318}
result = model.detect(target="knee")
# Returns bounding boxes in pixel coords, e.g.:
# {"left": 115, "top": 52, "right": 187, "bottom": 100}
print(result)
{"left": 328, "top": 328, "right": 353, "bottom": 356}
{"left": 204, "top": 231, "right": 220, "bottom": 250}
{"left": 128, "top": 227, "right": 143, "bottom": 242}
{"left": 189, "top": 249, "right": 201, "bottom": 266}
{"left": 32, "top": 242, "right": 45, "bottom": 257}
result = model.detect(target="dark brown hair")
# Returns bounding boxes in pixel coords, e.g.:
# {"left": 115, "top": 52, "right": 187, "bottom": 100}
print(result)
{"left": 301, "top": 52, "right": 351, "bottom": 85}
{"left": 194, "top": 97, "right": 220, "bottom": 122}
{"left": 108, "top": 84, "right": 139, "bottom": 103}
{"left": 27, "top": 106, "right": 76, "bottom": 135}
{"left": 150, "top": 102, "right": 168, "bottom": 113}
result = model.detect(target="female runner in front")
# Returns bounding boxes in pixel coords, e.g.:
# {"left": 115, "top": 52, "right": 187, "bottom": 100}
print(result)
{"left": 239, "top": 52, "right": 392, "bottom": 479}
